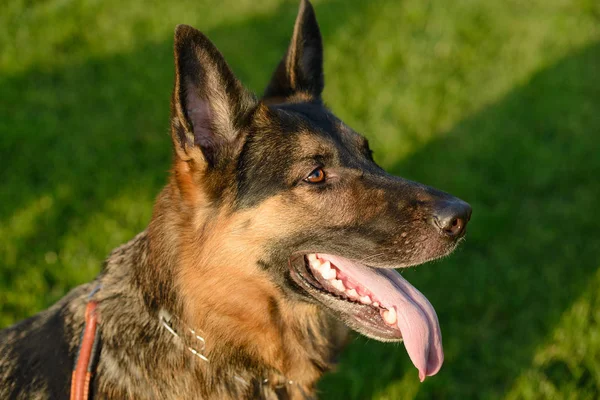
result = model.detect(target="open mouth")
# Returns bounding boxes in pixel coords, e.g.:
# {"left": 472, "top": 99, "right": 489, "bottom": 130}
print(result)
{"left": 290, "top": 253, "right": 444, "bottom": 381}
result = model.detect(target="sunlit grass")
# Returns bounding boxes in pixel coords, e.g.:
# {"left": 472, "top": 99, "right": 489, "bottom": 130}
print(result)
{"left": 506, "top": 268, "right": 600, "bottom": 400}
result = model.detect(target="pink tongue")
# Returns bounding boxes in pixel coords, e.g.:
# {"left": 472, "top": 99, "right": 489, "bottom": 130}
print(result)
{"left": 320, "top": 254, "right": 444, "bottom": 381}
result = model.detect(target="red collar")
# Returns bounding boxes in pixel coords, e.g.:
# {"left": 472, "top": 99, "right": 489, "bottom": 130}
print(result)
{"left": 70, "top": 299, "right": 100, "bottom": 400}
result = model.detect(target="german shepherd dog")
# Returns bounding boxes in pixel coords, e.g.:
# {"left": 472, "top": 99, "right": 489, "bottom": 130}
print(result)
{"left": 0, "top": 1, "right": 471, "bottom": 398}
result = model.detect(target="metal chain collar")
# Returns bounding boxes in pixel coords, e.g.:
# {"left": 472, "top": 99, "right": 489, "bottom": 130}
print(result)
{"left": 158, "top": 309, "right": 310, "bottom": 397}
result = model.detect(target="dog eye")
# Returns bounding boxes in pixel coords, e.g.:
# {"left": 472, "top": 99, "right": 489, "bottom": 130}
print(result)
{"left": 304, "top": 168, "right": 326, "bottom": 184}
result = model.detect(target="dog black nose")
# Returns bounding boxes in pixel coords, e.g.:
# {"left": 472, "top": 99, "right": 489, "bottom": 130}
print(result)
{"left": 431, "top": 200, "right": 472, "bottom": 238}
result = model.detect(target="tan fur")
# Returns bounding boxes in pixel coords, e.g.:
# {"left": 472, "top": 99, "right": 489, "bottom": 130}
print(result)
{"left": 174, "top": 188, "right": 330, "bottom": 388}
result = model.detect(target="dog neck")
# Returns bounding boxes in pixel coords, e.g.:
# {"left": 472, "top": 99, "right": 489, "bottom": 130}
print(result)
{"left": 93, "top": 183, "right": 348, "bottom": 398}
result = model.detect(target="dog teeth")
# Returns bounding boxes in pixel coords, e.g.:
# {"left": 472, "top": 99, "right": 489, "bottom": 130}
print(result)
{"left": 309, "top": 258, "right": 322, "bottom": 269}
{"left": 321, "top": 266, "right": 337, "bottom": 280}
{"left": 306, "top": 255, "right": 387, "bottom": 311}
{"left": 305, "top": 255, "right": 391, "bottom": 313}
{"left": 381, "top": 307, "right": 397, "bottom": 325}
{"left": 332, "top": 279, "right": 345, "bottom": 292}
{"left": 308, "top": 256, "right": 337, "bottom": 279}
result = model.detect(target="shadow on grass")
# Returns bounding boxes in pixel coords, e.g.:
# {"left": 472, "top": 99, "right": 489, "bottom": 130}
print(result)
{"left": 0, "top": 1, "right": 599, "bottom": 398}
{"left": 320, "top": 42, "right": 600, "bottom": 398}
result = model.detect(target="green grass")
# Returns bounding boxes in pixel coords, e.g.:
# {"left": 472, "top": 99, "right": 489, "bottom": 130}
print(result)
{"left": 1, "top": 0, "right": 599, "bottom": 398}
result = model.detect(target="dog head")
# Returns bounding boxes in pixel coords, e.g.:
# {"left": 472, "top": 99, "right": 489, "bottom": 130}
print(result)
{"left": 165, "top": 0, "right": 470, "bottom": 381}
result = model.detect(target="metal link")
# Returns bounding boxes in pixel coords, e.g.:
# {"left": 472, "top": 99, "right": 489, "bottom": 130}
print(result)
{"left": 158, "top": 309, "right": 311, "bottom": 398}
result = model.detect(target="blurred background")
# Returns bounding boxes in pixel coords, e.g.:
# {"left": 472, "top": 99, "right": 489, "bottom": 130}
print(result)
{"left": 1, "top": 0, "right": 599, "bottom": 398}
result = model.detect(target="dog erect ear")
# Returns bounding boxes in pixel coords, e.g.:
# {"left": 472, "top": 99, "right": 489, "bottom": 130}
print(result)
{"left": 263, "top": 0, "right": 324, "bottom": 101}
{"left": 171, "top": 25, "right": 257, "bottom": 167}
